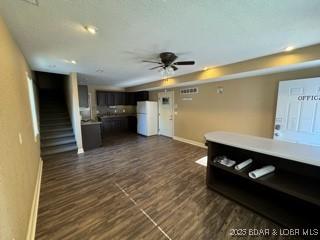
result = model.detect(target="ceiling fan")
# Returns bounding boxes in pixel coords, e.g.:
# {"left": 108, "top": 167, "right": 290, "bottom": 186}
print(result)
{"left": 143, "top": 52, "right": 195, "bottom": 75}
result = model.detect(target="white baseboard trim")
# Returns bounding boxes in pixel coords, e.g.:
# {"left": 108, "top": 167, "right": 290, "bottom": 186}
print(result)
{"left": 27, "top": 158, "right": 43, "bottom": 240}
{"left": 173, "top": 136, "right": 207, "bottom": 149}
{"left": 77, "top": 148, "right": 84, "bottom": 154}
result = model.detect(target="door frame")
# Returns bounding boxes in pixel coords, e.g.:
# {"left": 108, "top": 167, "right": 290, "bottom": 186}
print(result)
{"left": 158, "top": 91, "right": 174, "bottom": 138}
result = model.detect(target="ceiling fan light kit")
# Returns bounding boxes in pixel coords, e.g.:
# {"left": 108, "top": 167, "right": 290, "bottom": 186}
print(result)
{"left": 143, "top": 52, "right": 195, "bottom": 77}
{"left": 160, "top": 66, "right": 175, "bottom": 77}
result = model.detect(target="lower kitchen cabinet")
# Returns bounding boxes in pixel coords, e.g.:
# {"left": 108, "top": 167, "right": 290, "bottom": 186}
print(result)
{"left": 81, "top": 123, "right": 102, "bottom": 150}
{"left": 127, "top": 116, "right": 137, "bottom": 132}
{"left": 101, "top": 116, "right": 134, "bottom": 135}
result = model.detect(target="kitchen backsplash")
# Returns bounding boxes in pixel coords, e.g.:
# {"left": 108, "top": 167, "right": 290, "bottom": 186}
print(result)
{"left": 97, "top": 105, "right": 136, "bottom": 115}
{"left": 80, "top": 105, "right": 136, "bottom": 121}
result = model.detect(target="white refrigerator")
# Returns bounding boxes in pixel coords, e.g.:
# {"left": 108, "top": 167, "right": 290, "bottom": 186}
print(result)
{"left": 137, "top": 101, "right": 158, "bottom": 136}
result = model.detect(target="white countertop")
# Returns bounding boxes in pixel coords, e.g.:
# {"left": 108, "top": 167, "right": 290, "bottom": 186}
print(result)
{"left": 204, "top": 131, "right": 320, "bottom": 167}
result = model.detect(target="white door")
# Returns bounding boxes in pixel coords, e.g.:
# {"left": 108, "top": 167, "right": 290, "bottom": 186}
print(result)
{"left": 158, "top": 91, "right": 174, "bottom": 137}
{"left": 274, "top": 78, "right": 320, "bottom": 146}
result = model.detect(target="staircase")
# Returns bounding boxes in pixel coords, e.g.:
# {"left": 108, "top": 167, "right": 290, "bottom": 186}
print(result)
{"left": 40, "top": 90, "right": 77, "bottom": 157}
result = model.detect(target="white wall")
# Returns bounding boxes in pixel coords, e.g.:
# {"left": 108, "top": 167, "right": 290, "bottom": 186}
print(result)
{"left": 64, "top": 72, "right": 83, "bottom": 153}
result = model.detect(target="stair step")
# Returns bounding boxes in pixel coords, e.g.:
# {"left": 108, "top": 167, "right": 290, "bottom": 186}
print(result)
{"left": 41, "top": 126, "right": 72, "bottom": 133}
{"left": 41, "top": 136, "right": 76, "bottom": 147}
{"left": 40, "top": 117, "right": 70, "bottom": 124}
{"left": 40, "top": 106, "right": 67, "bottom": 109}
{"left": 41, "top": 130, "right": 74, "bottom": 140}
{"left": 41, "top": 113, "right": 69, "bottom": 118}
{"left": 41, "top": 143, "right": 77, "bottom": 156}
{"left": 40, "top": 108, "right": 68, "bottom": 113}
{"left": 41, "top": 106, "right": 66, "bottom": 109}
{"left": 40, "top": 122, "right": 71, "bottom": 128}
{"left": 40, "top": 101, "right": 65, "bottom": 104}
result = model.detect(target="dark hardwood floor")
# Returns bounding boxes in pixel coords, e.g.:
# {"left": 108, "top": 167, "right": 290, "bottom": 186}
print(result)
{"left": 36, "top": 133, "right": 298, "bottom": 240}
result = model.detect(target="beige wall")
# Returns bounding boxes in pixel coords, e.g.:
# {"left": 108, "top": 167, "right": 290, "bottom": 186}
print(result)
{"left": 0, "top": 17, "right": 40, "bottom": 239}
{"left": 150, "top": 68, "right": 320, "bottom": 143}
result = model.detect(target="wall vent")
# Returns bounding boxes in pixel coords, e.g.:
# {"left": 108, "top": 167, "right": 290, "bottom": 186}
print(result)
{"left": 180, "top": 87, "right": 199, "bottom": 95}
{"left": 21, "top": 0, "right": 39, "bottom": 6}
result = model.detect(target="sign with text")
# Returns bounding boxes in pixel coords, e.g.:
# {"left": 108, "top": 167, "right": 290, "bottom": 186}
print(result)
{"left": 297, "top": 95, "right": 320, "bottom": 101}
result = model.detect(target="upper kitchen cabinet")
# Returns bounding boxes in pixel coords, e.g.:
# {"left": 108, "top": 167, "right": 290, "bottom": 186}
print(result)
{"left": 125, "top": 92, "right": 135, "bottom": 105}
{"left": 96, "top": 91, "right": 106, "bottom": 106}
{"left": 96, "top": 91, "right": 149, "bottom": 106}
{"left": 114, "top": 92, "right": 126, "bottom": 105}
{"left": 78, "top": 85, "right": 89, "bottom": 108}
{"left": 135, "top": 91, "right": 149, "bottom": 102}
{"left": 106, "top": 92, "right": 115, "bottom": 106}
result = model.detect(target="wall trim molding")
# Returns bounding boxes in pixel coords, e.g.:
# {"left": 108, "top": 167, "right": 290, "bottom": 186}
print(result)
{"left": 26, "top": 158, "right": 43, "bottom": 240}
{"left": 173, "top": 136, "right": 207, "bottom": 149}
{"left": 77, "top": 148, "right": 84, "bottom": 154}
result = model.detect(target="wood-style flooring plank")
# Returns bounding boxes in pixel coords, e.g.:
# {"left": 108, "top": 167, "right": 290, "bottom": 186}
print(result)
{"left": 36, "top": 133, "right": 298, "bottom": 240}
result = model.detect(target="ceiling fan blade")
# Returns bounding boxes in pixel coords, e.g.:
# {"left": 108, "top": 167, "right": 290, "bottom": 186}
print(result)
{"left": 143, "top": 60, "right": 162, "bottom": 64}
{"left": 149, "top": 66, "right": 163, "bottom": 70}
{"left": 171, "top": 65, "right": 178, "bottom": 71}
{"left": 174, "top": 61, "right": 195, "bottom": 65}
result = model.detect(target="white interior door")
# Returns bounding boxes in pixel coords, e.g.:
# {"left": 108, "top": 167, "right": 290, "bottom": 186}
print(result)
{"left": 274, "top": 78, "right": 320, "bottom": 146}
{"left": 158, "top": 91, "right": 174, "bottom": 137}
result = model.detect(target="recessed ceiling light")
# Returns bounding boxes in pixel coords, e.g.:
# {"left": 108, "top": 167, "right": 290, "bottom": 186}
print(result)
{"left": 64, "top": 59, "right": 77, "bottom": 64}
{"left": 285, "top": 46, "right": 295, "bottom": 52}
{"left": 21, "top": 0, "right": 39, "bottom": 6}
{"left": 84, "top": 25, "right": 98, "bottom": 35}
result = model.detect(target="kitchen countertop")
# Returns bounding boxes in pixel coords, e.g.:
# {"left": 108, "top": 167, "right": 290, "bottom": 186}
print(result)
{"left": 204, "top": 131, "right": 320, "bottom": 167}
{"left": 81, "top": 120, "right": 102, "bottom": 126}
{"left": 98, "top": 114, "right": 137, "bottom": 119}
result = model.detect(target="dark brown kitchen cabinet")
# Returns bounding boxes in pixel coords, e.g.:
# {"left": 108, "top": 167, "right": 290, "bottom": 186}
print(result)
{"left": 101, "top": 117, "right": 129, "bottom": 135}
{"left": 135, "top": 91, "right": 149, "bottom": 102}
{"left": 127, "top": 116, "right": 137, "bottom": 132}
{"left": 114, "top": 92, "right": 126, "bottom": 105}
{"left": 96, "top": 91, "right": 149, "bottom": 106}
{"left": 96, "top": 91, "right": 106, "bottom": 106}
{"left": 81, "top": 123, "right": 102, "bottom": 150}
{"left": 125, "top": 92, "right": 135, "bottom": 105}
{"left": 106, "top": 92, "right": 115, "bottom": 106}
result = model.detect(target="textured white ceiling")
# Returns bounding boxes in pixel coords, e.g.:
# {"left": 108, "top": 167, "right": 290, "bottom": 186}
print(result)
{"left": 1, "top": 0, "right": 320, "bottom": 87}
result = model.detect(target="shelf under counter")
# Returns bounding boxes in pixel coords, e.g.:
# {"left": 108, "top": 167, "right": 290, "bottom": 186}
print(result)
{"left": 211, "top": 161, "right": 320, "bottom": 208}
{"left": 205, "top": 131, "right": 320, "bottom": 229}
